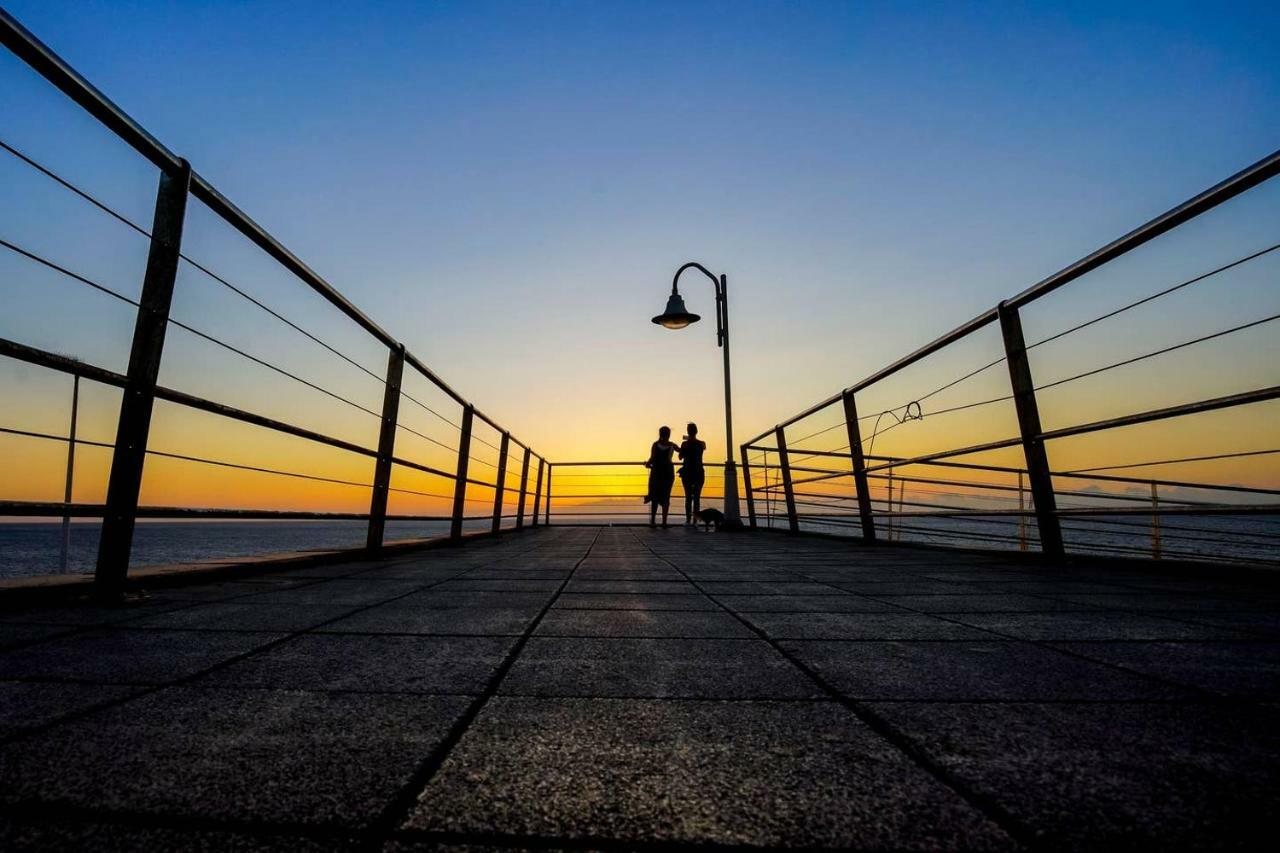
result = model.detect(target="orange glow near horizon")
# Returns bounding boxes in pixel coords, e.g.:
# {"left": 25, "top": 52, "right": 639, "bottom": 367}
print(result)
{"left": 3, "top": 338, "right": 1278, "bottom": 521}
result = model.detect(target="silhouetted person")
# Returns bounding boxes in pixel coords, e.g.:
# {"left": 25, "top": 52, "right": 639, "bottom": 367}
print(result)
{"left": 644, "top": 425, "right": 679, "bottom": 528}
{"left": 679, "top": 422, "right": 707, "bottom": 525}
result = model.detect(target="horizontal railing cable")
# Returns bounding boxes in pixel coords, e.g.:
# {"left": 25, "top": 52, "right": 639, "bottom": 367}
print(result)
{"left": 1034, "top": 313, "right": 1280, "bottom": 394}
{"left": 1026, "top": 242, "right": 1280, "bottom": 352}
{"left": 1, "top": 133, "right": 522, "bottom": 461}
{"left": 1, "top": 236, "right": 140, "bottom": 308}
{"left": 846, "top": 242, "right": 1280, "bottom": 439}
{"left": 165, "top": 317, "right": 385, "bottom": 419}
{"left": 0, "top": 424, "right": 111, "bottom": 448}
{"left": 0, "top": 136, "right": 388, "bottom": 382}
{"left": 1, "top": 236, "right": 392, "bottom": 422}
{"left": 1065, "top": 448, "right": 1280, "bottom": 474}
{"left": 0, "top": 424, "right": 475, "bottom": 503}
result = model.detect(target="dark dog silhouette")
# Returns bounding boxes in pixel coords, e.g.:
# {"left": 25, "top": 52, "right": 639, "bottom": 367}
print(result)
{"left": 695, "top": 508, "right": 745, "bottom": 532}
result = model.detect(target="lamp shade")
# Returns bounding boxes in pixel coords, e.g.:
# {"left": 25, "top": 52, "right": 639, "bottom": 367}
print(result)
{"left": 652, "top": 292, "right": 701, "bottom": 329}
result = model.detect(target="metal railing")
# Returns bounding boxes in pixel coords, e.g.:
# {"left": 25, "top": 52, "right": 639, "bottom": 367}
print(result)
{"left": 3, "top": 7, "right": 1277, "bottom": 587}
{"left": 740, "top": 148, "right": 1280, "bottom": 566}
{"left": 0, "top": 11, "right": 547, "bottom": 594}
{"left": 541, "top": 461, "right": 728, "bottom": 524}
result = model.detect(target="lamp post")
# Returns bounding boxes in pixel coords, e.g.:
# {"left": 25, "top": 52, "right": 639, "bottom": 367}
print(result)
{"left": 652, "top": 262, "right": 741, "bottom": 522}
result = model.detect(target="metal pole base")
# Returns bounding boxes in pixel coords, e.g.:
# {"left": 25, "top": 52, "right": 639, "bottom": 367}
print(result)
{"left": 723, "top": 460, "right": 741, "bottom": 522}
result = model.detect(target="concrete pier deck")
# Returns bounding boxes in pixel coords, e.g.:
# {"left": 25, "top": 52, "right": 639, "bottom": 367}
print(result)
{"left": 1, "top": 527, "right": 1277, "bottom": 850}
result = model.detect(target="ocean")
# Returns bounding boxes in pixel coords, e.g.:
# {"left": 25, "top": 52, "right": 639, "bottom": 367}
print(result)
{"left": 0, "top": 513, "right": 1275, "bottom": 579}
{"left": 784, "top": 512, "right": 1279, "bottom": 566}
{"left": 0, "top": 520, "right": 464, "bottom": 578}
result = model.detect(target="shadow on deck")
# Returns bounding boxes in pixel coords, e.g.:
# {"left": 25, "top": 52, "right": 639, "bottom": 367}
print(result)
{"left": 1, "top": 527, "right": 1278, "bottom": 850}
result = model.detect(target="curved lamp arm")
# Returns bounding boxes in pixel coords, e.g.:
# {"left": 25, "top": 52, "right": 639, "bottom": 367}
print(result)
{"left": 672, "top": 261, "right": 726, "bottom": 347}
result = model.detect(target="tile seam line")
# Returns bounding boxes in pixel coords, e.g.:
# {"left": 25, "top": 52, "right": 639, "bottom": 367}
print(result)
{"left": 626, "top": 528, "right": 1042, "bottom": 851}
{"left": 0, "top": 543, "right": 537, "bottom": 748}
{"left": 780, "top": 553, "right": 1239, "bottom": 696}
{"left": 888, "top": 608, "right": 1228, "bottom": 700}
{"left": 0, "top": 797, "right": 896, "bottom": 853}
{"left": 366, "top": 526, "right": 603, "bottom": 842}
{"left": 0, "top": 570, "right": 372, "bottom": 649}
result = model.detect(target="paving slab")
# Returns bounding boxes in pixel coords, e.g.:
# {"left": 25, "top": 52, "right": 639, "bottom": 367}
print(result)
{"left": 198, "top": 634, "right": 515, "bottom": 694}
{"left": 320, "top": 606, "right": 537, "bottom": 636}
{"left": 741, "top": 611, "right": 996, "bottom": 640}
{"left": 1147, "top": 610, "right": 1280, "bottom": 638}
{"left": 781, "top": 640, "right": 1193, "bottom": 701}
{"left": 242, "top": 579, "right": 427, "bottom": 606}
{"left": 571, "top": 568, "right": 685, "bottom": 581}
{"left": 456, "top": 570, "right": 571, "bottom": 581}
{"left": 429, "top": 579, "right": 563, "bottom": 592}
{"left": 394, "top": 591, "right": 552, "bottom": 611}
{"left": 870, "top": 593, "right": 1102, "bottom": 613}
{"left": 0, "top": 681, "right": 139, "bottom": 738}
{"left": 0, "top": 817, "right": 356, "bottom": 852}
{"left": 682, "top": 571, "right": 820, "bottom": 582}
{"left": 0, "top": 687, "right": 470, "bottom": 827}
{"left": 696, "top": 581, "right": 840, "bottom": 594}
{"left": 0, "top": 598, "right": 190, "bottom": 626}
{"left": 128, "top": 602, "right": 359, "bottom": 632}
{"left": 562, "top": 580, "right": 698, "bottom": 594}
{"left": 404, "top": 697, "right": 1015, "bottom": 848}
{"left": 868, "top": 701, "right": 1280, "bottom": 851}
{"left": 0, "top": 622, "right": 80, "bottom": 650}
{"left": 2, "top": 525, "right": 1277, "bottom": 849}
{"left": 1047, "top": 593, "right": 1278, "bottom": 612}
{"left": 713, "top": 594, "right": 900, "bottom": 613}
{"left": 500, "top": 637, "right": 822, "bottom": 698}
{"left": 832, "top": 581, "right": 991, "bottom": 595}
{"left": 351, "top": 566, "right": 474, "bottom": 581}
{"left": 535, "top": 609, "right": 754, "bottom": 638}
{"left": 948, "top": 611, "right": 1252, "bottom": 640}
{"left": 969, "top": 581, "right": 1134, "bottom": 595}
{"left": 552, "top": 593, "right": 717, "bottom": 611}
{"left": 144, "top": 578, "right": 320, "bottom": 601}
{"left": 1051, "top": 641, "right": 1280, "bottom": 699}
{"left": 0, "top": 628, "right": 282, "bottom": 684}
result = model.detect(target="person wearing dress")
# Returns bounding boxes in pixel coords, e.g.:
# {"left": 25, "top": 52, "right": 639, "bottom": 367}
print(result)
{"left": 678, "top": 422, "right": 707, "bottom": 526}
{"left": 644, "top": 425, "right": 680, "bottom": 528}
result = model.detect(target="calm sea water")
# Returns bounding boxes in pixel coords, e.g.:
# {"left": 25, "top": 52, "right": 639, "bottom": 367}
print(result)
{"left": 1, "top": 514, "right": 1275, "bottom": 578}
{"left": 0, "top": 520, "right": 467, "bottom": 578}
{"left": 786, "top": 512, "right": 1279, "bottom": 566}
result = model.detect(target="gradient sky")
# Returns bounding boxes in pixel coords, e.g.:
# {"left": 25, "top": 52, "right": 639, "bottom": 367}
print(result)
{"left": 1, "top": 0, "right": 1277, "bottom": 514}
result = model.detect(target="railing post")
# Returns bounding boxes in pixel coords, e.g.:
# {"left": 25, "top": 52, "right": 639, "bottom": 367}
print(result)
{"left": 841, "top": 390, "right": 877, "bottom": 542}
{"left": 515, "top": 446, "right": 531, "bottom": 530}
{"left": 775, "top": 426, "right": 799, "bottom": 533}
{"left": 740, "top": 446, "right": 757, "bottom": 528}
{"left": 450, "top": 405, "right": 474, "bottom": 541}
{"left": 490, "top": 432, "right": 510, "bottom": 534}
{"left": 544, "top": 464, "right": 553, "bottom": 525}
{"left": 366, "top": 344, "right": 405, "bottom": 551}
{"left": 95, "top": 160, "right": 191, "bottom": 598}
{"left": 1150, "top": 481, "right": 1162, "bottom": 559}
{"left": 531, "top": 458, "right": 544, "bottom": 527}
{"left": 886, "top": 468, "right": 895, "bottom": 542}
{"left": 997, "top": 301, "right": 1065, "bottom": 561}
{"left": 1017, "top": 471, "right": 1028, "bottom": 551}
{"left": 60, "top": 374, "right": 79, "bottom": 573}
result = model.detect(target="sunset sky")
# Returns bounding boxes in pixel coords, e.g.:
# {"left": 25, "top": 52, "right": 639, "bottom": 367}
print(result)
{"left": 1, "top": 0, "right": 1277, "bottom": 516}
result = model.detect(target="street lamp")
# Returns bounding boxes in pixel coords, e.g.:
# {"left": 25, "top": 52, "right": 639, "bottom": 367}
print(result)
{"left": 651, "top": 261, "right": 741, "bottom": 522}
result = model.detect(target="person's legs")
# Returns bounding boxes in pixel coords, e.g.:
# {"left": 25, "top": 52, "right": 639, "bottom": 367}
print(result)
{"left": 692, "top": 480, "right": 703, "bottom": 516}
{"left": 684, "top": 488, "right": 694, "bottom": 525}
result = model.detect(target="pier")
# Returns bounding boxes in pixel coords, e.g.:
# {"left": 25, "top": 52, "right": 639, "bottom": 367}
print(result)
{"left": 4, "top": 526, "right": 1279, "bottom": 849}
{"left": 2, "top": 6, "right": 1278, "bottom": 850}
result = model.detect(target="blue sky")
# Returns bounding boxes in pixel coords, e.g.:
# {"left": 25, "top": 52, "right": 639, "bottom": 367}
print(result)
{"left": 1, "top": 0, "right": 1277, "bottom": 470}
